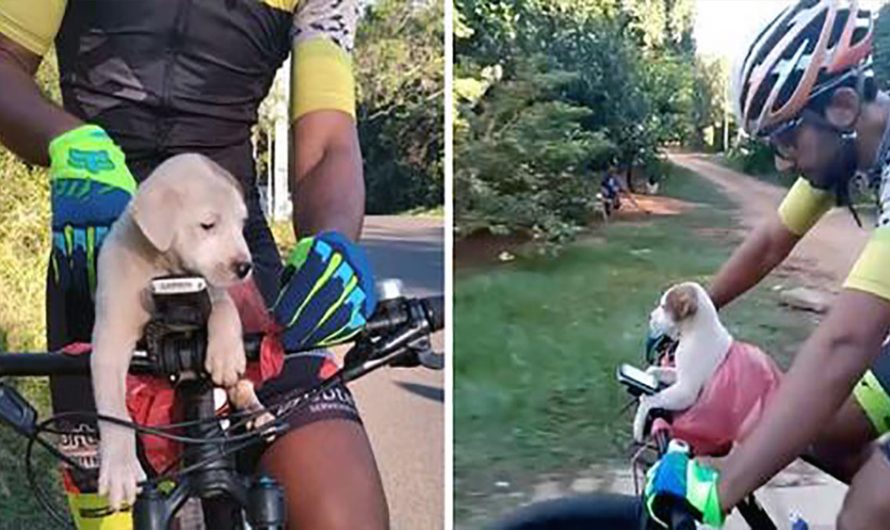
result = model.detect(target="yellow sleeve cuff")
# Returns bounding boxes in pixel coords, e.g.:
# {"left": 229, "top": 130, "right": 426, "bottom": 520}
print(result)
{"left": 844, "top": 228, "right": 890, "bottom": 302}
{"left": 0, "top": 0, "right": 67, "bottom": 56}
{"left": 777, "top": 177, "right": 834, "bottom": 236}
{"left": 290, "top": 37, "right": 356, "bottom": 121}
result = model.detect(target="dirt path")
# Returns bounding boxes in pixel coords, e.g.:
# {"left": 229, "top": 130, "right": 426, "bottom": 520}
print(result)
{"left": 669, "top": 153, "right": 870, "bottom": 291}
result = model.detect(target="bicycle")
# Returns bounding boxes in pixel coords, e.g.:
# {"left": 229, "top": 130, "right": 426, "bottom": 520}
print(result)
{"left": 491, "top": 353, "right": 817, "bottom": 530}
{"left": 0, "top": 276, "right": 445, "bottom": 530}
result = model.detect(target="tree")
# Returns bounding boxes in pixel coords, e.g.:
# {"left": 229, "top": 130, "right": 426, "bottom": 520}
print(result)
{"left": 456, "top": 56, "right": 614, "bottom": 243}
{"left": 354, "top": 0, "right": 444, "bottom": 213}
{"left": 874, "top": 2, "right": 890, "bottom": 90}
{"left": 689, "top": 56, "right": 728, "bottom": 150}
{"left": 454, "top": 0, "right": 703, "bottom": 242}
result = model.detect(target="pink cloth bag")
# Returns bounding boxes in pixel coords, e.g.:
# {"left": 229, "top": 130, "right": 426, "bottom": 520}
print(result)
{"left": 669, "top": 341, "right": 783, "bottom": 456}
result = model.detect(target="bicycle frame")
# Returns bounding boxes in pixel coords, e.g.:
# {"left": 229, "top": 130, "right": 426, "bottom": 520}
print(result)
{"left": 0, "top": 279, "right": 445, "bottom": 530}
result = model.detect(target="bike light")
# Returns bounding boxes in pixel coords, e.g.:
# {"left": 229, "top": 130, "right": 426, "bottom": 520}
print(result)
{"left": 0, "top": 382, "right": 37, "bottom": 437}
{"left": 376, "top": 278, "right": 404, "bottom": 301}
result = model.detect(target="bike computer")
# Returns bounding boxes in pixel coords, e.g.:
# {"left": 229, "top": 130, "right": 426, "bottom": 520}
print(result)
{"left": 616, "top": 363, "right": 661, "bottom": 396}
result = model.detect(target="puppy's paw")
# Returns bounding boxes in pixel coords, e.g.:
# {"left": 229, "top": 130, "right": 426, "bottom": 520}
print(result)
{"left": 227, "top": 379, "right": 276, "bottom": 437}
{"left": 206, "top": 336, "right": 246, "bottom": 387}
{"left": 633, "top": 398, "right": 652, "bottom": 443}
{"left": 98, "top": 429, "right": 146, "bottom": 511}
{"left": 646, "top": 366, "right": 677, "bottom": 385}
{"left": 632, "top": 411, "right": 645, "bottom": 443}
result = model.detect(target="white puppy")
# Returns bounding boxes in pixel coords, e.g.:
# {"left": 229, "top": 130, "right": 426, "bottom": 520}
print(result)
{"left": 91, "top": 154, "right": 256, "bottom": 510}
{"left": 632, "top": 281, "right": 733, "bottom": 442}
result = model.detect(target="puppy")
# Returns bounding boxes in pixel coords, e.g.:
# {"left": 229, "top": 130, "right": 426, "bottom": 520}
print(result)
{"left": 91, "top": 153, "right": 260, "bottom": 510}
{"left": 633, "top": 282, "right": 732, "bottom": 442}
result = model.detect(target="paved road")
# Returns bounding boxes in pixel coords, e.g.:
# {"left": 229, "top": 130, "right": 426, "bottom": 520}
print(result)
{"left": 347, "top": 215, "right": 445, "bottom": 530}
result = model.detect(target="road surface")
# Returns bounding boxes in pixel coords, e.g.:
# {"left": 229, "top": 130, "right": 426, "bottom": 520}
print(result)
{"left": 350, "top": 215, "right": 445, "bottom": 530}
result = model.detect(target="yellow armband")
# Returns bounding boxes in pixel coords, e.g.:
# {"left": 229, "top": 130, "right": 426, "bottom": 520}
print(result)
{"left": 844, "top": 228, "right": 890, "bottom": 302}
{"left": 290, "top": 37, "right": 356, "bottom": 121}
{"left": 0, "top": 0, "right": 67, "bottom": 56}
{"left": 777, "top": 178, "right": 834, "bottom": 236}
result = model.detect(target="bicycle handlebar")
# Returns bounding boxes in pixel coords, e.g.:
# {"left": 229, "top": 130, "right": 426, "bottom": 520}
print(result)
{"left": 0, "top": 295, "right": 444, "bottom": 378}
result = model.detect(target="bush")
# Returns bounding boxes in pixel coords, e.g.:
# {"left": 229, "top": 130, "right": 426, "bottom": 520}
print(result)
{"left": 724, "top": 136, "right": 777, "bottom": 177}
{"left": 455, "top": 55, "right": 614, "bottom": 244}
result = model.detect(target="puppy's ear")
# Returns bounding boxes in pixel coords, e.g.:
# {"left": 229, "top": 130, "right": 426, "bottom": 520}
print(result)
{"left": 665, "top": 284, "right": 698, "bottom": 321}
{"left": 131, "top": 180, "right": 180, "bottom": 252}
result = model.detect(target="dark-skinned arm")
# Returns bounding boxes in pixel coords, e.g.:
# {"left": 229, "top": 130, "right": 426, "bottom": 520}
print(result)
{"left": 289, "top": 110, "right": 364, "bottom": 241}
{"left": 0, "top": 33, "right": 81, "bottom": 166}
{"left": 716, "top": 289, "right": 890, "bottom": 510}
{"left": 708, "top": 214, "right": 800, "bottom": 309}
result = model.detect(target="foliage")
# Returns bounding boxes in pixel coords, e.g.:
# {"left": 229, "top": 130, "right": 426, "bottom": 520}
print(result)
{"left": 456, "top": 56, "right": 612, "bottom": 245}
{"left": 724, "top": 135, "right": 779, "bottom": 177}
{"left": 690, "top": 56, "right": 730, "bottom": 150}
{"left": 354, "top": 0, "right": 444, "bottom": 214}
{"left": 251, "top": 0, "right": 444, "bottom": 215}
{"left": 0, "top": 51, "right": 62, "bottom": 529}
{"left": 455, "top": 0, "right": 722, "bottom": 243}
{"left": 0, "top": 52, "right": 58, "bottom": 352}
{"left": 875, "top": 2, "right": 890, "bottom": 91}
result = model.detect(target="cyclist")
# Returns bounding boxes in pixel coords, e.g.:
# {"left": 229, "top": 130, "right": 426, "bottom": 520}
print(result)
{"left": 646, "top": 1, "right": 890, "bottom": 529}
{"left": 0, "top": 1, "right": 387, "bottom": 529}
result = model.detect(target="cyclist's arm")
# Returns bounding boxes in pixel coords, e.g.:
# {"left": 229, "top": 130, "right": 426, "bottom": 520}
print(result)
{"left": 0, "top": 0, "right": 79, "bottom": 166}
{"left": 717, "top": 230, "right": 890, "bottom": 509}
{"left": 709, "top": 178, "right": 833, "bottom": 309}
{"left": 288, "top": 0, "right": 363, "bottom": 241}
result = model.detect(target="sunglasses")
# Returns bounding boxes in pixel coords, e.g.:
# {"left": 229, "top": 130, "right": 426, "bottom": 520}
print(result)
{"left": 766, "top": 108, "right": 842, "bottom": 161}
{"left": 767, "top": 117, "right": 802, "bottom": 161}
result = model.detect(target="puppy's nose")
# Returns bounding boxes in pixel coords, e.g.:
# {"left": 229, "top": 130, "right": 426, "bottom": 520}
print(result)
{"left": 234, "top": 261, "right": 252, "bottom": 279}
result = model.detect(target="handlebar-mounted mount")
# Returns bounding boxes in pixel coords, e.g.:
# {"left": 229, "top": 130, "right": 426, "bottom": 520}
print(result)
{"left": 142, "top": 276, "right": 213, "bottom": 380}
{"left": 135, "top": 276, "right": 285, "bottom": 530}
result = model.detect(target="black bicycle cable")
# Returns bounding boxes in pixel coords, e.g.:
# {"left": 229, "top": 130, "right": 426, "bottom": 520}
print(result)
{"left": 151, "top": 374, "right": 344, "bottom": 481}
{"left": 26, "top": 434, "right": 76, "bottom": 529}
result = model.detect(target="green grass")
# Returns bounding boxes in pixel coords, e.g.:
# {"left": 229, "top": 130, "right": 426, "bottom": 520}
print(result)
{"left": 453, "top": 165, "right": 815, "bottom": 524}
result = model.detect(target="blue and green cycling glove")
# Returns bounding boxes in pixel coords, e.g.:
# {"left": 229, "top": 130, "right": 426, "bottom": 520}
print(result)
{"left": 272, "top": 231, "right": 377, "bottom": 350}
{"left": 645, "top": 443, "right": 725, "bottom": 528}
{"left": 49, "top": 124, "right": 137, "bottom": 297}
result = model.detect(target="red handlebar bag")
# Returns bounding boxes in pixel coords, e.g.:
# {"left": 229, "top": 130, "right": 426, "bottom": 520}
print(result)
{"left": 668, "top": 341, "right": 783, "bottom": 456}
{"left": 64, "top": 279, "right": 287, "bottom": 473}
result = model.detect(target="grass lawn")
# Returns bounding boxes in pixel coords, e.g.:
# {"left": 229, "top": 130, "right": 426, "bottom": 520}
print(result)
{"left": 453, "top": 165, "right": 815, "bottom": 524}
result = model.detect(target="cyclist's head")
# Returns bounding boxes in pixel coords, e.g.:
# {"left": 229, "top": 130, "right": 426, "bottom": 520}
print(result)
{"left": 731, "top": 0, "right": 876, "bottom": 191}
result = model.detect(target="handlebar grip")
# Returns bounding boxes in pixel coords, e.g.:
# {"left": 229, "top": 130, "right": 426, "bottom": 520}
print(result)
{"left": 421, "top": 296, "right": 445, "bottom": 332}
{"left": 0, "top": 353, "right": 92, "bottom": 376}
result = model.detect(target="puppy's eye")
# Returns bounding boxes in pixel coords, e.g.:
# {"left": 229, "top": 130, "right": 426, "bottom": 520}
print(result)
{"left": 200, "top": 222, "right": 215, "bottom": 231}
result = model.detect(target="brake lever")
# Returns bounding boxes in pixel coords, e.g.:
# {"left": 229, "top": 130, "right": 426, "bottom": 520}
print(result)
{"left": 389, "top": 336, "right": 444, "bottom": 370}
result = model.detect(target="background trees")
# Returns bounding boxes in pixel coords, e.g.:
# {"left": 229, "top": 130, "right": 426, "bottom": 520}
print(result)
{"left": 454, "top": 0, "right": 728, "bottom": 243}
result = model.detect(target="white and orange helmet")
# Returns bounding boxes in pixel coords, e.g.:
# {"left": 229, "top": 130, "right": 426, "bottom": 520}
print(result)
{"left": 732, "top": 0, "right": 875, "bottom": 138}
